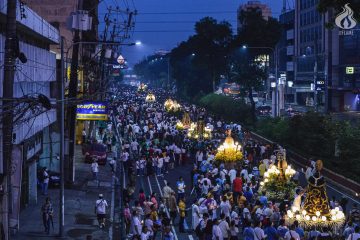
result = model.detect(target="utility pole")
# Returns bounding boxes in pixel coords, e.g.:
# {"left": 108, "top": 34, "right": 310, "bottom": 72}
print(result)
{"left": 314, "top": 38, "right": 318, "bottom": 111}
{"left": 58, "top": 37, "right": 65, "bottom": 237}
{"left": 1, "top": 1, "right": 17, "bottom": 239}
{"left": 66, "top": 0, "right": 83, "bottom": 183}
{"left": 99, "top": 11, "right": 111, "bottom": 101}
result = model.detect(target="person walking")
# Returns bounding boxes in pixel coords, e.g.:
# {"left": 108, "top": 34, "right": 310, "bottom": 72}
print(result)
{"left": 91, "top": 159, "right": 99, "bottom": 181}
{"left": 95, "top": 194, "right": 108, "bottom": 228}
{"left": 178, "top": 197, "right": 186, "bottom": 233}
{"left": 82, "top": 128, "right": 87, "bottom": 144}
{"left": 42, "top": 167, "right": 50, "bottom": 196}
{"left": 41, "top": 197, "right": 53, "bottom": 234}
{"left": 176, "top": 176, "right": 186, "bottom": 203}
{"left": 169, "top": 192, "right": 177, "bottom": 224}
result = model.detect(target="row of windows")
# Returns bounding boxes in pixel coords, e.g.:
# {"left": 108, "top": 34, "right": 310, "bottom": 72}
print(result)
{"left": 300, "top": 26, "right": 322, "bottom": 43}
{"left": 300, "top": 0, "right": 319, "bottom": 10}
{"left": 300, "top": 10, "right": 322, "bottom": 26}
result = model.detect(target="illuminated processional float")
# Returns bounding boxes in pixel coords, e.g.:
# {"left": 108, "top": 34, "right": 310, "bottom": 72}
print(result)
{"left": 259, "top": 150, "right": 297, "bottom": 202}
{"left": 145, "top": 92, "right": 156, "bottom": 103}
{"left": 187, "top": 116, "right": 212, "bottom": 140}
{"left": 214, "top": 130, "right": 243, "bottom": 169}
{"left": 286, "top": 160, "right": 345, "bottom": 232}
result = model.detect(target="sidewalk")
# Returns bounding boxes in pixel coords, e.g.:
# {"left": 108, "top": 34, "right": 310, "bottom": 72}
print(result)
{"left": 13, "top": 146, "right": 114, "bottom": 240}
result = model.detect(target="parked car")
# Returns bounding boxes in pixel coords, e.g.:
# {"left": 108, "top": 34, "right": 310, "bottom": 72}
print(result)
{"left": 37, "top": 167, "right": 61, "bottom": 188}
{"left": 83, "top": 143, "right": 107, "bottom": 165}
{"left": 257, "top": 105, "right": 271, "bottom": 116}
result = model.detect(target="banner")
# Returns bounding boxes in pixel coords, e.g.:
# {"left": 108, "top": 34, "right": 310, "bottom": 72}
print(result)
{"left": 76, "top": 102, "right": 108, "bottom": 121}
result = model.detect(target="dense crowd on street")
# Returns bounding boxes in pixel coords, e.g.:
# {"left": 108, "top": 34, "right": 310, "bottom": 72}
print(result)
{"left": 82, "top": 85, "right": 360, "bottom": 240}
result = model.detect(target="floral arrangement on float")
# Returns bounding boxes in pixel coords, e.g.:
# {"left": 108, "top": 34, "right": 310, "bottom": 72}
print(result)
{"left": 259, "top": 150, "right": 297, "bottom": 202}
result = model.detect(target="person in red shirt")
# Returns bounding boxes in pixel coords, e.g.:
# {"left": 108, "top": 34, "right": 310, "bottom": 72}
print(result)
{"left": 232, "top": 172, "right": 243, "bottom": 203}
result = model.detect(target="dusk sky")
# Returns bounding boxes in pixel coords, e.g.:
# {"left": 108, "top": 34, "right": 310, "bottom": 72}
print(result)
{"left": 100, "top": 0, "right": 290, "bottom": 67}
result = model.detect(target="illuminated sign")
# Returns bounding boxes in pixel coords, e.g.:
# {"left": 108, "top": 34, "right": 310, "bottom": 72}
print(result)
{"left": 315, "top": 80, "right": 325, "bottom": 91}
{"left": 76, "top": 102, "right": 108, "bottom": 121}
{"left": 346, "top": 67, "right": 354, "bottom": 74}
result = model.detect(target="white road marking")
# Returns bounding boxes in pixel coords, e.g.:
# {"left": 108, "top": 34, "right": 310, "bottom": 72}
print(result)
{"left": 147, "top": 176, "right": 153, "bottom": 193}
{"left": 162, "top": 179, "right": 189, "bottom": 230}
{"left": 154, "top": 175, "right": 178, "bottom": 240}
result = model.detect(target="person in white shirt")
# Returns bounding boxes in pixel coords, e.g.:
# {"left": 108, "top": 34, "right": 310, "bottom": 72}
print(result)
{"left": 218, "top": 213, "right": 230, "bottom": 240}
{"left": 347, "top": 226, "right": 360, "bottom": 240}
{"left": 284, "top": 224, "right": 300, "bottom": 240}
{"left": 253, "top": 221, "right": 266, "bottom": 240}
{"left": 157, "top": 155, "right": 164, "bottom": 176}
{"left": 141, "top": 226, "right": 151, "bottom": 240}
{"left": 139, "top": 157, "right": 146, "bottom": 176}
{"left": 95, "top": 194, "right": 108, "bottom": 228}
{"left": 228, "top": 168, "right": 237, "bottom": 184}
{"left": 131, "top": 211, "right": 142, "bottom": 236}
{"left": 220, "top": 196, "right": 231, "bottom": 218}
{"left": 91, "top": 159, "right": 99, "bottom": 181}
{"left": 212, "top": 219, "right": 223, "bottom": 240}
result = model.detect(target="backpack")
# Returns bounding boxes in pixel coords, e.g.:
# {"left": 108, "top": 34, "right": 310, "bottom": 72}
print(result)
{"left": 195, "top": 220, "right": 204, "bottom": 237}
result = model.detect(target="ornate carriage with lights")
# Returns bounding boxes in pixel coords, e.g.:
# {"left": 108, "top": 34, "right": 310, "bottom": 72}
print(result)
{"left": 176, "top": 111, "right": 191, "bottom": 130}
{"left": 259, "top": 150, "right": 297, "bottom": 202}
{"left": 137, "top": 83, "right": 147, "bottom": 93}
{"left": 214, "top": 130, "right": 243, "bottom": 169}
{"left": 187, "top": 117, "right": 212, "bottom": 140}
{"left": 164, "top": 99, "right": 181, "bottom": 115}
{"left": 286, "top": 160, "right": 345, "bottom": 233}
{"left": 145, "top": 92, "right": 156, "bottom": 103}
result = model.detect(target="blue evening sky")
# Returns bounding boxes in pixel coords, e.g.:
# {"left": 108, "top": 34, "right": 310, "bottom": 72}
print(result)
{"left": 99, "top": 0, "right": 289, "bottom": 67}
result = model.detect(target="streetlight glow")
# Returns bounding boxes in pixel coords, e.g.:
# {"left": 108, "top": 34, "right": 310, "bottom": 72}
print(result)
{"left": 135, "top": 41, "right": 142, "bottom": 46}
{"left": 242, "top": 45, "right": 247, "bottom": 49}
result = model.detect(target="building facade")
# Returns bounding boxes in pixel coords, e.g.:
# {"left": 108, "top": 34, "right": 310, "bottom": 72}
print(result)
{"left": 294, "top": 0, "right": 360, "bottom": 111}
{"left": 0, "top": 0, "right": 59, "bottom": 233}
{"left": 237, "top": 1, "right": 272, "bottom": 31}
{"left": 278, "top": 9, "right": 296, "bottom": 105}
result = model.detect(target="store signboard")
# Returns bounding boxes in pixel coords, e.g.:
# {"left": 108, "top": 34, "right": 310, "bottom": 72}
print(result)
{"left": 76, "top": 102, "right": 108, "bottom": 121}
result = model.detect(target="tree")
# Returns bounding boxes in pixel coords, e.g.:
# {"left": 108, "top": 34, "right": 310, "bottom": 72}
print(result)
{"left": 229, "top": 54, "right": 267, "bottom": 122}
{"left": 236, "top": 8, "right": 281, "bottom": 52}
{"left": 170, "top": 17, "right": 233, "bottom": 98}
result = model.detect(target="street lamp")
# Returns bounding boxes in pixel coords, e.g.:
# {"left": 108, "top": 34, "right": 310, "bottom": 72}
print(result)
{"left": 135, "top": 40, "right": 142, "bottom": 46}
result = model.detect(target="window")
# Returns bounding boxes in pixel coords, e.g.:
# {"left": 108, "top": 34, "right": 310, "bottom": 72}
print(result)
{"left": 311, "top": 11, "right": 314, "bottom": 24}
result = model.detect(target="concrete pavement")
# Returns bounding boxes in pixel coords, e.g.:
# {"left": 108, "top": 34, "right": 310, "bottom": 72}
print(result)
{"left": 13, "top": 146, "right": 115, "bottom": 240}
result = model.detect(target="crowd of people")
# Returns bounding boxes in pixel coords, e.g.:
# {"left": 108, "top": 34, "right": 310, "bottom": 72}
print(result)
{"left": 105, "top": 85, "right": 360, "bottom": 240}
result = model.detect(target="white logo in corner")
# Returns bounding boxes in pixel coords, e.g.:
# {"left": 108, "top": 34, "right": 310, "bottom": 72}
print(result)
{"left": 335, "top": 3, "right": 357, "bottom": 30}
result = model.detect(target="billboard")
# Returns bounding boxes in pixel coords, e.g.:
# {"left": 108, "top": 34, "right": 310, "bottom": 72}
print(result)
{"left": 76, "top": 102, "right": 108, "bottom": 121}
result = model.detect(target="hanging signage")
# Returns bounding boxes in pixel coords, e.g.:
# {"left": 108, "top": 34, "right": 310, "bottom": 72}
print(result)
{"left": 76, "top": 102, "right": 108, "bottom": 121}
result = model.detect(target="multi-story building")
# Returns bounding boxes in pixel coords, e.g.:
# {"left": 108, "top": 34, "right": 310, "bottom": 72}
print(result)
{"left": 0, "top": 0, "right": 59, "bottom": 233}
{"left": 237, "top": 1, "right": 272, "bottom": 31}
{"left": 278, "top": 9, "right": 296, "bottom": 104}
{"left": 325, "top": 9, "right": 360, "bottom": 112}
{"left": 294, "top": 0, "right": 360, "bottom": 111}
{"left": 294, "top": 0, "right": 325, "bottom": 106}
